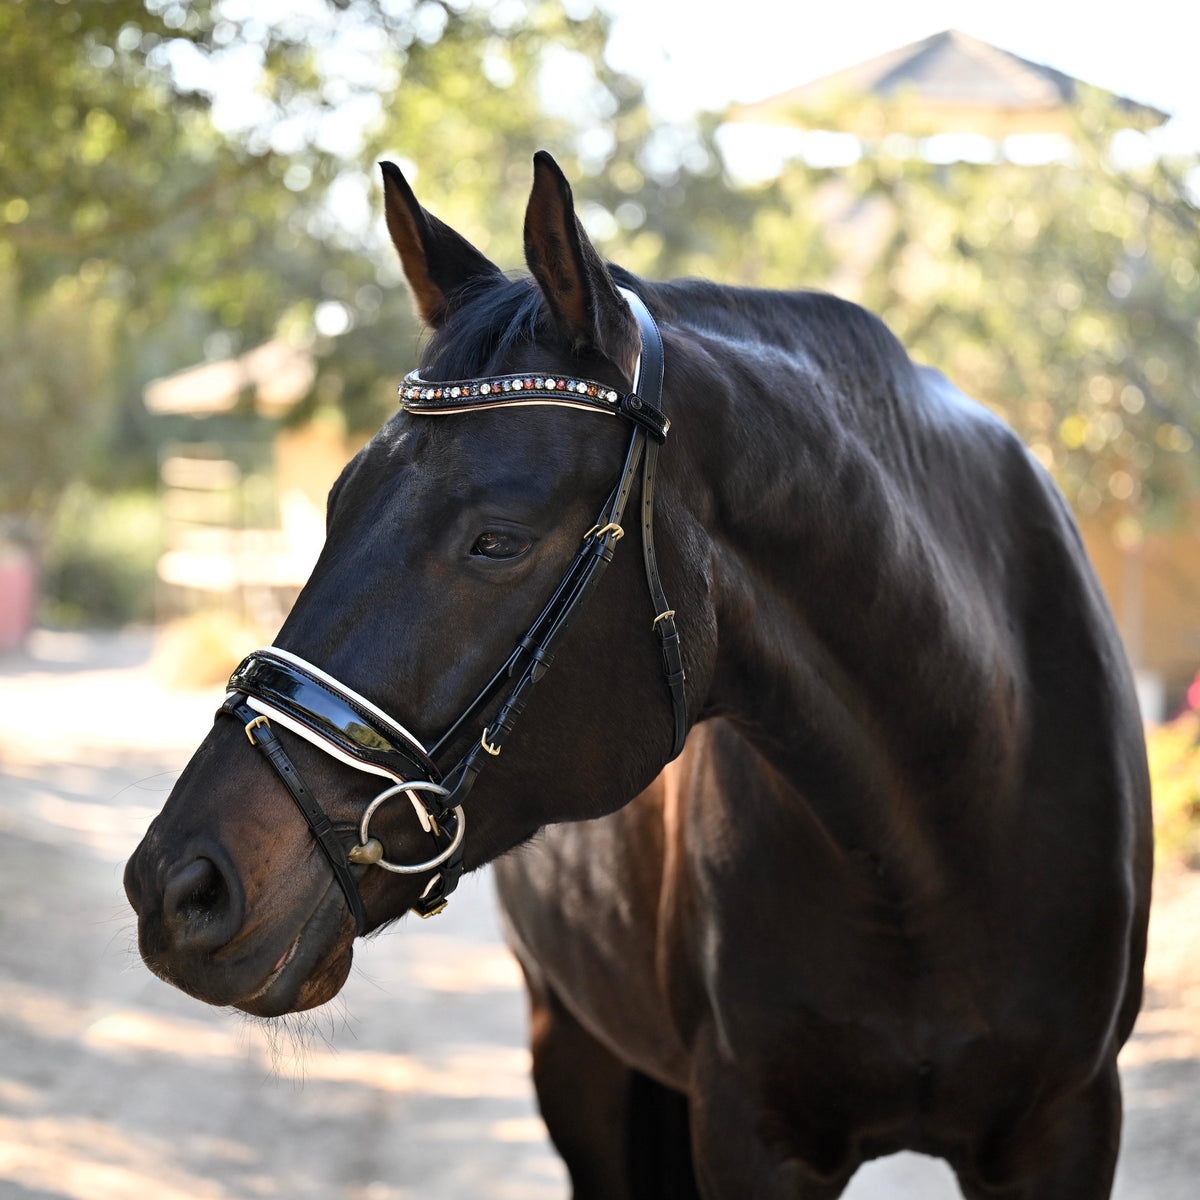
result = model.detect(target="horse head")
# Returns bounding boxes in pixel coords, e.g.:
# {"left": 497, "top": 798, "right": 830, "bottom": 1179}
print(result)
{"left": 123, "top": 153, "right": 712, "bottom": 1017}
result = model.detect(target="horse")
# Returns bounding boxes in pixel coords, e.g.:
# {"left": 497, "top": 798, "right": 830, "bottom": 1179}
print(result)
{"left": 124, "top": 151, "right": 1152, "bottom": 1199}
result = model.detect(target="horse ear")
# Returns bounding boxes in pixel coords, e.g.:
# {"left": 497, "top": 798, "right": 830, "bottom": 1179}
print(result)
{"left": 379, "top": 160, "right": 502, "bottom": 328}
{"left": 523, "top": 151, "right": 639, "bottom": 373}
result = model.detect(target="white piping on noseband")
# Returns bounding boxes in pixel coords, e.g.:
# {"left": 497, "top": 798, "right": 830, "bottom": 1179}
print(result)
{"left": 230, "top": 646, "right": 435, "bottom": 832}
{"left": 240, "top": 698, "right": 434, "bottom": 832}
{"left": 263, "top": 647, "right": 429, "bottom": 757}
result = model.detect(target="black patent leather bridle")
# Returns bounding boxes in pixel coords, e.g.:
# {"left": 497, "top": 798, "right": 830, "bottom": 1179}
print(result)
{"left": 218, "top": 288, "right": 686, "bottom": 930}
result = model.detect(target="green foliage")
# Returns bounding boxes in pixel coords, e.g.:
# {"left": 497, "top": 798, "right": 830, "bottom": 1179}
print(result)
{"left": 753, "top": 98, "right": 1200, "bottom": 530}
{"left": 8, "top": 0, "right": 1200, "bottom": 635}
{"left": 39, "top": 486, "right": 163, "bottom": 627}
{"left": 1148, "top": 707, "right": 1200, "bottom": 866}
{"left": 2, "top": 0, "right": 287, "bottom": 522}
{"left": 0, "top": 256, "right": 119, "bottom": 516}
{"left": 5, "top": 0, "right": 736, "bottom": 622}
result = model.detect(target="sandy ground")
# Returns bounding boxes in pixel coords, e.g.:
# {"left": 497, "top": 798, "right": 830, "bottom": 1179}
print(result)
{"left": 0, "top": 630, "right": 1196, "bottom": 1200}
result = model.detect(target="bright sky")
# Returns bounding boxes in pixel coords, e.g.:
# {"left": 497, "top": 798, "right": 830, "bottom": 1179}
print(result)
{"left": 601, "top": 0, "right": 1200, "bottom": 150}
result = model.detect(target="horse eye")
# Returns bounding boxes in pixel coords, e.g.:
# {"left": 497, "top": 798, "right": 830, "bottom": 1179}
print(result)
{"left": 471, "top": 530, "right": 532, "bottom": 559}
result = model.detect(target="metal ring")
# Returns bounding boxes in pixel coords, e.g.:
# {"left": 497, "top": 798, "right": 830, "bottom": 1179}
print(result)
{"left": 357, "top": 781, "right": 465, "bottom": 875}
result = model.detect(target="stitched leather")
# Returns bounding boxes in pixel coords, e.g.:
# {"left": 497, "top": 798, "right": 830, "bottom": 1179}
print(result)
{"left": 228, "top": 653, "right": 441, "bottom": 782}
{"left": 622, "top": 290, "right": 688, "bottom": 759}
{"left": 220, "top": 695, "right": 371, "bottom": 934}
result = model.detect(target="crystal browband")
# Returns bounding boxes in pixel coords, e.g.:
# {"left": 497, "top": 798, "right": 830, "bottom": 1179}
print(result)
{"left": 399, "top": 370, "right": 670, "bottom": 441}
{"left": 402, "top": 371, "right": 621, "bottom": 404}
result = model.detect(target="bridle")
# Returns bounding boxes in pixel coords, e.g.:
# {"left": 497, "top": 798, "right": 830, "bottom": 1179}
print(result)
{"left": 217, "top": 288, "right": 686, "bottom": 930}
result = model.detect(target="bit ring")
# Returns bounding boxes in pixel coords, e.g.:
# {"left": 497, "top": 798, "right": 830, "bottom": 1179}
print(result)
{"left": 355, "top": 781, "right": 465, "bottom": 874}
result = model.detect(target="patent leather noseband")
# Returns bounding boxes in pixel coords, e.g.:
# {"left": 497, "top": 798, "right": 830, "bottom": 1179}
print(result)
{"left": 218, "top": 288, "right": 686, "bottom": 930}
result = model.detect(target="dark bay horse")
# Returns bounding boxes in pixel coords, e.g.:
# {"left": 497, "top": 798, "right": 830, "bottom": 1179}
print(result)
{"left": 125, "top": 152, "right": 1152, "bottom": 1199}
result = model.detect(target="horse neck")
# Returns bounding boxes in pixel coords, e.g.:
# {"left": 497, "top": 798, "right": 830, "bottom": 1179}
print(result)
{"left": 666, "top": 290, "right": 1008, "bottom": 844}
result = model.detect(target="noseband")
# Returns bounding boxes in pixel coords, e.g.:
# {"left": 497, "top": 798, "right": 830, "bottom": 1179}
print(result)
{"left": 218, "top": 288, "right": 686, "bottom": 930}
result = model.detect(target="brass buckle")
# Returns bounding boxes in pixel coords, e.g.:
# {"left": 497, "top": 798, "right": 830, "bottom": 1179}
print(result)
{"left": 653, "top": 609, "right": 676, "bottom": 628}
{"left": 418, "top": 898, "right": 449, "bottom": 918}
{"left": 481, "top": 728, "right": 502, "bottom": 756}
{"left": 244, "top": 715, "right": 271, "bottom": 745}
{"left": 586, "top": 521, "right": 624, "bottom": 542}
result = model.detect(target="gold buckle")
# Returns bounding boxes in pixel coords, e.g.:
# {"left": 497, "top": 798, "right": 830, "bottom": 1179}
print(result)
{"left": 583, "top": 518, "right": 624, "bottom": 542}
{"left": 653, "top": 609, "right": 676, "bottom": 627}
{"left": 481, "top": 728, "right": 502, "bottom": 756}
{"left": 418, "top": 898, "right": 449, "bottom": 918}
{"left": 244, "top": 715, "right": 270, "bottom": 745}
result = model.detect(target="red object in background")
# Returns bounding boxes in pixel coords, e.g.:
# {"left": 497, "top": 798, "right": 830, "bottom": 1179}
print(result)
{"left": 1188, "top": 671, "right": 1200, "bottom": 714}
{"left": 0, "top": 547, "right": 35, "bottom": 651}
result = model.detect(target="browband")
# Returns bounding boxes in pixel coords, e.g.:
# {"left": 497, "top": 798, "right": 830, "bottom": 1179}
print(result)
{"left": 400, "top": 370, "right": 670, "bottom": 442}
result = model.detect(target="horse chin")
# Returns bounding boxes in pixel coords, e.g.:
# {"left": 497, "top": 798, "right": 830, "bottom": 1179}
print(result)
{"left": 235, "top": 940, "right": 354, "bottom": 1018}
{"left": 232, "top": 886, "right": 357, "bottom": 1018}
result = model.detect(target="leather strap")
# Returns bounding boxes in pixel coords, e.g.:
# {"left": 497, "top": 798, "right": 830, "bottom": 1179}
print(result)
{"left": 623, "top": 288, "right": 665, "bottom": 403}
{"left": 427, "top": 478, "right": 627, "bottom": 761}
{"left": 220, "top": 694, "right": 370, "bottom": 934}
{"left": 404, "top": 286, "right": 684, "bottom": 766}
{"left": 641, "top": 439, "right": 687, "bottom": 759}
{"left": 620, "top": 288, "right": 687, "bottom": 760}
{"left": 229, "top": 651, "right": 441, "bottom": 782}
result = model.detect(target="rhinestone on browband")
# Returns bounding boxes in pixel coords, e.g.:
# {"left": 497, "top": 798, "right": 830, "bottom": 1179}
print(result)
{"left": 399, "top": 369, "right": 671, "bottom": 442}
{"left": 400, "top": 371, "right": 622, "bottom": 407}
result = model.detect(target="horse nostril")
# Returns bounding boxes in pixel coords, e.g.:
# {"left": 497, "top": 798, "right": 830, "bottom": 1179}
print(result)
{"left": 162, "top": 852, "right": 244, "bottom": 953}
{"left": 167, "top": 857, "right": 224, "bottom": 917}
{"left": 123, "top": 851, "right": 144, "bottom": 912}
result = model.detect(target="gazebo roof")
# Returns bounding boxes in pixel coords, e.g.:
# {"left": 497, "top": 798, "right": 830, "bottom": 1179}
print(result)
{"left": 733, "top": 29, "right": 1168, "bottom": 137}
{"left": 144, "top": 340, "right": 316, "bottom": 417}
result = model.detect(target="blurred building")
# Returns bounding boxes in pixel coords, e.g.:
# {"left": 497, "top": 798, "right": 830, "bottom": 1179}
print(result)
{"left": 733, "top": 29, "right": 1167, "bottom": 140}
{"left": 143, "top": 340, "right": 351, "bottom": 632}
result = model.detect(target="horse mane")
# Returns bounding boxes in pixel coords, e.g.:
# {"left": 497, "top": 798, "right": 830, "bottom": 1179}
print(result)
{"left": 614, "top": 270, "right": 922, "bottom": 407}
{"left": 421, "top": 275, "right": 551, "bottom": 379}
{"left": 423, "top": 265, "right": 922, "bottom": 430}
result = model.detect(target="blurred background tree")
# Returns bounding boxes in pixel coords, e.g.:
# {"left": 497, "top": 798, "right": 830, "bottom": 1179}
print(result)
{"left": 0, "top": 0, "right": 732, "bottom": 624}
{"left": 830, "top": 99, "right": 1200, "bottom": 534}
{"left": 0, "top": 0, "right": 733, "bottom": 539}
{"left": 3, "top": 0, "right": 1198, "bottom": 638}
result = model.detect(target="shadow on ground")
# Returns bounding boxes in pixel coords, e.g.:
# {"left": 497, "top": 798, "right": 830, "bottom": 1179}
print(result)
{"left": 1, "top": 632, "right": 1196, "bottom": 1199}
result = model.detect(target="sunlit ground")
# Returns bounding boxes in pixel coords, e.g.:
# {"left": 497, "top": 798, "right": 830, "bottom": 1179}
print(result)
{"left": 0, "top": 631, "right": 564, "bottom": 1200}
{"left": 1, "top": 631, "right": 1197, "bottom": 1199}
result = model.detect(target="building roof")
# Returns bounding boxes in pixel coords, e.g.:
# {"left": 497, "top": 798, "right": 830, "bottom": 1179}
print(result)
{"left": 144, "top": 340, "right": 316, "bottom": 417}
{"left": 734, "top": 29, "right": 1168, "bottom": 137}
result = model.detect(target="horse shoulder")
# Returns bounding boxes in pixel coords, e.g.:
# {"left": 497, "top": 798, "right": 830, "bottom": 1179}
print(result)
{"left": 494, "top": 754, "right": 701, "bottom": 1089}
{"left": 905, "top": 364, "right": 1152, "bottom": 1045}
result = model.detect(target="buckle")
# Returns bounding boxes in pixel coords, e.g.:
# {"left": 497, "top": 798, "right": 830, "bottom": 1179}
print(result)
{"left": 244, "top": 714, "right": 271, "bottom": 745}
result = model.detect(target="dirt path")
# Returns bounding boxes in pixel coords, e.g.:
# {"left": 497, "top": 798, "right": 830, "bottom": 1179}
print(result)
{"left": 0, "top": 631, "right": 1196, "bottom": 1199}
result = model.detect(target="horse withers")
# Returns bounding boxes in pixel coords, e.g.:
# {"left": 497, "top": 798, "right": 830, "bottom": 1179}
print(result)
{"left": 124, "top": 152, "right": 1152, "bottom": 1199}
